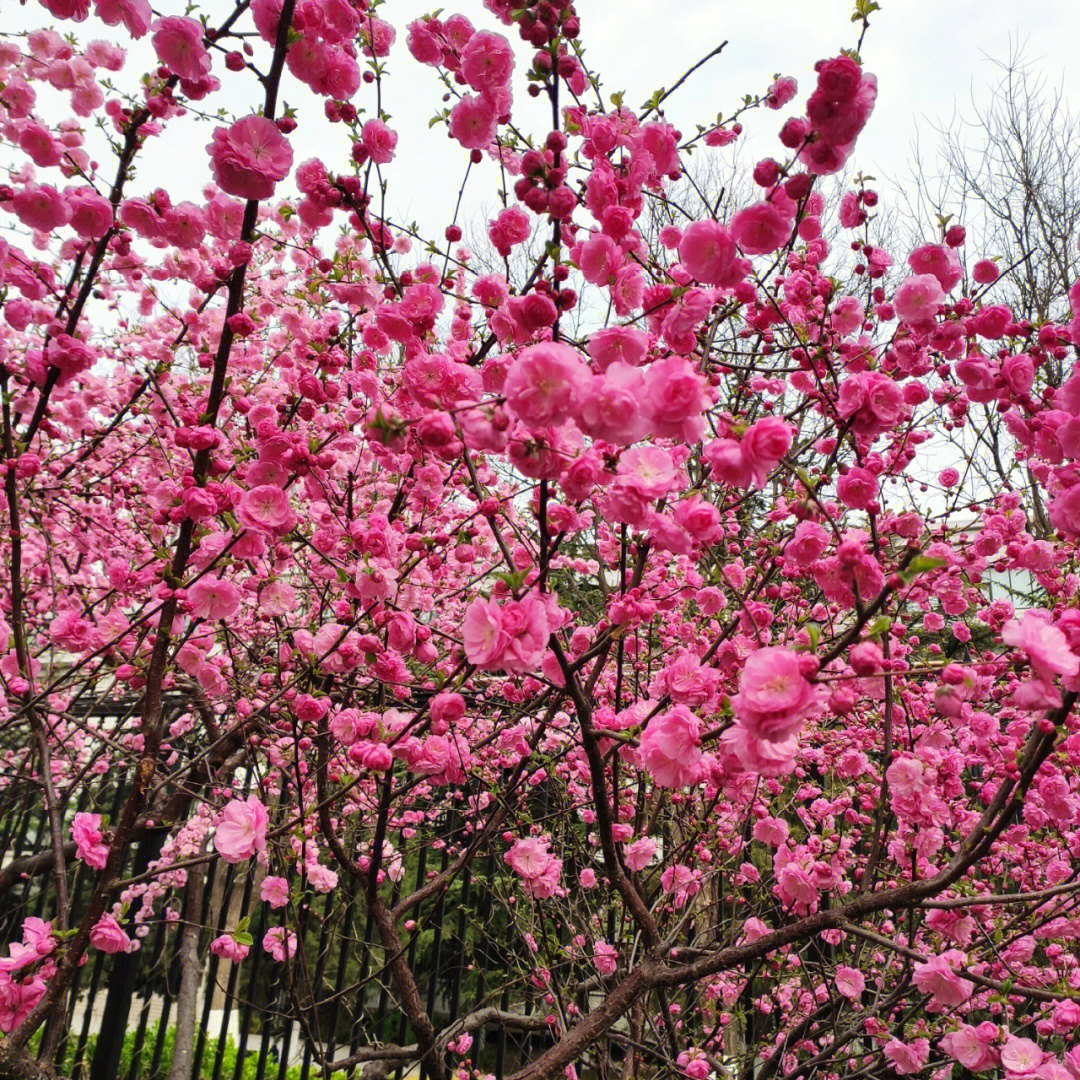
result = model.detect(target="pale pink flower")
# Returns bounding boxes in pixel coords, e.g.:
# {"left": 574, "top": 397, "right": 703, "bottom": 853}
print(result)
{"left": 1002, "top": 612, "right": 1079, "bottom": 683}
{"left": 505, "top": 836, "right": 562, "bottom": 898}
{"left": 213, "top": 795, "right": 269, "bottom": 863}
{"left": 835, "top": 965, "right": 865, "bottom": 1000}
{"left": 616, "top": 446, "right": 676, "bottom": 499}
{"left": 463, "top": 595, "right": 548, "bottom": 673}
{"left": 462, "top": 597, "right": 509, "bottom": 669}
{"left": 719, "top": 723, "right": 798, "bottom": 777}
{"left": 883, "top": 1038, "right": 930, "bottom": 1076}
{"left": 894, "top": 273, "right": 944, "bottom": 326}
{"left": 940, "top": 1024, "right": 998, "bottom": 1072}
{"left": 1001, "top": 1037, "right": 1045, "bottom": 1078}
{"left": 94, "top": 0, "right": 152, "bottom": 37}
{"left": 188, "top": 577, "right": 241, "bottom": 621}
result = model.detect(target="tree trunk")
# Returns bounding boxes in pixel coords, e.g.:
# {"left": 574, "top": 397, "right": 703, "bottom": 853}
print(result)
{"left": 167, "top": 858, "right": 207, "bottom": 1080}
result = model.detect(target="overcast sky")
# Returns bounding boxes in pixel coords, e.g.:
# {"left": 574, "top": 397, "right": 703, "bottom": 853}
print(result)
{"left": 7, "top": 0, "right": 1080, "bottom": 242}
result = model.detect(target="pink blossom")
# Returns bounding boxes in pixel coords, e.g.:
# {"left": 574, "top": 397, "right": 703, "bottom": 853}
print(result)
{"left": 462, "top": 595, "right": 549, "bottom": 674}
{"left": 11, "top": 184, "right": 71, "bottom": 232}
{"left": 360, "top": 119, "right": 398, "bottom": 165}
{"left": 913, "top": 951, "right": 974, "bottom": 1007}
{"left": 587, "top": 326, "right": 649, "bottom": 370}
{"left": 213, "top": 795, "right": 269, "bottom": 863}
{"left": 940, "top": 1024, "right": 998, "bottom": 1072}
{"left": 740, "top": 417, "right": 793, "bottom": 487}
{"left": 208, "top": 116, "right": 293, "bottom": 201}
{"left": 504, "top": 342, "right": 587, "bottom": 428}
{"left": 641, "top": 356, "right": 707, "bottom": 441}
{"left": 1001, "top": 1037, "right": 1045, "bottom": 1078}
{"left": 731, "top": 647, "right": 821, "bottom": 742}
{"left": 719, "top": 723, "right": 799, "bottom": 777}
{"left": 260, "top": 876, "right": 290, "bottom": 909}
{"left": 263, "top": 927, "right": 297, "bottom": 962}
{"left": 188, "top": 577, "right": 241, "bottom": 621}
{"left": 210, "top": 934, "right": 250, "bottom": 963}
{"left": 449, "top": 95, "right": 496, "bottom": 149}
{"left": 151, "top": 18, "right": 210, "bottom": 82}
{"left": 679, "top": 219, "right": 736, "bottom": 285}
{"left": 835, "top": 965, "right": 865, "bottom": 1000}
{"left": 1002, "top": 612, "right": 1079, "bottom": 683}
{"left": 894, "top": 273, "right": 944, "bottom": 326}
{"left": 578, "top": 363, "right": 649, "bottom": 446}
{"left": 592, "top": 940, "right": 618, "bottom": 976}
{"left": 71, "top": 812, "right": 109, "bottom": 870}
{"left": 638, "top": 706, "right": 702, "bottom": 788}
{"left": 89, "top": 914, "right": 130, "bottom": 954}
{"left": 883, "top": 1038, "right": 930, "bottom": 1075}
{"left": 730, "top": 201, "right": 793, "bottom": 255}
{"left": 238, "top": 485, "right": 292, "bottom": 532}
{"left": 460, "top": 31, "right": 514, "bottom": 93}
{"left": 505, "top": 836, "right": 562, "bottom": 899}
{"left": 622, "top": 836, "right": 657, "bottom": 871}
{"left": 94, "top": 0, "right": 152, "bottom": 37}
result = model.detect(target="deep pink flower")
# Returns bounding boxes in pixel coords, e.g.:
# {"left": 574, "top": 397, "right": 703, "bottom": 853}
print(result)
{"left": 208, "top": 116, "right": 293, "bottom": 201}
{"left": 504, "top": 342, "right": 587, "bottom": 428}
{"left": 679, "top": 219, "right": 736, "bottom": 285}
{"left": 151, "top": 17, "right": 210, "bottom": 82}
{"left": 449, "top": 95, "right": 496, "bottom": 149}
{"left": 89, "top": 914, "right": 130, "bottom": 954}
{"left": 71, "top": 812, "right": 109, "bottom": 871}
{"left": 730, "top": 201, "right": 793, "bottom": 255}
{"left": 638, "top": 706, "right": 702, "bottom": 788}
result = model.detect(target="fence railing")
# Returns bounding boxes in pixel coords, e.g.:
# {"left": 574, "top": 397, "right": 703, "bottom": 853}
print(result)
{"left": 0, "top": 758, "right": 558, "bottom": 1080}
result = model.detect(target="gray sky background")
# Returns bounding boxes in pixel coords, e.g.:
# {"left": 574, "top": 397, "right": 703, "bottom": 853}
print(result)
{"left": 6, "top": 0, "right": 1080, "bottom": 243}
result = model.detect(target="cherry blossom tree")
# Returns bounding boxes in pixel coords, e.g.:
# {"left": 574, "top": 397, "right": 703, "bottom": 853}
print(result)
{"left": 1, "top": 2, "right": 1080, "bottom": 1080}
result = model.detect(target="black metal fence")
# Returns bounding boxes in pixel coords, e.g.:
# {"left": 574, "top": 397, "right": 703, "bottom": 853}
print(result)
{"left": 0, "top": 767, "right": 557, "bottom": 1080}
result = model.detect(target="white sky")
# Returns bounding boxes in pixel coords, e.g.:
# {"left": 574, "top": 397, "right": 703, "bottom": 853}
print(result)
{"left": 6, "top": 0, "right": 1079, "bottom": 243}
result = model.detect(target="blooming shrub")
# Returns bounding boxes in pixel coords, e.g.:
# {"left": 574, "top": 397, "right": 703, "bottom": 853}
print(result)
{"left": 1, "top": 2, "right": 1080, "bottom": 1079}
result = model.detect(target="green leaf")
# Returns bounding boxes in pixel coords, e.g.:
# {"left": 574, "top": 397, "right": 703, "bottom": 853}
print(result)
{"left": 900, "top": 555, "right": 947, "bottom": 583}
{"left": 865, "top": 615, "right": 892, "bottom": 639}
{"left": 233, "top": 931, "right": 254, "bottom": 947}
